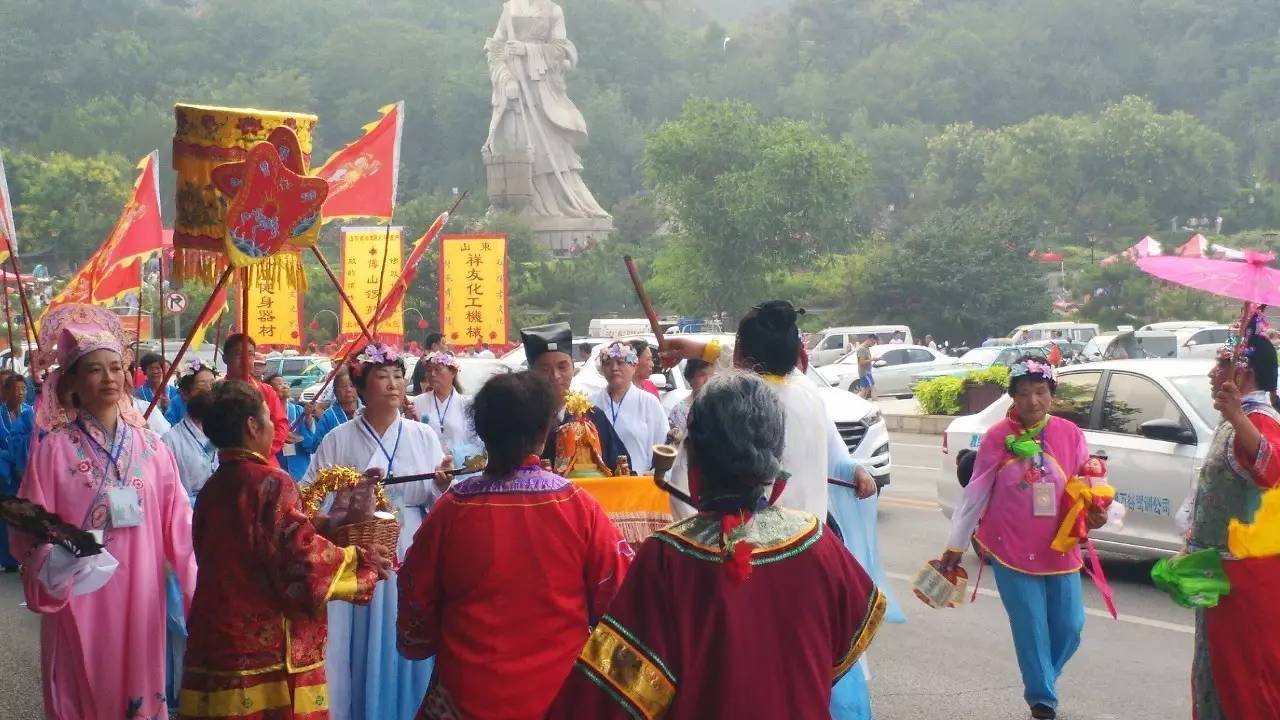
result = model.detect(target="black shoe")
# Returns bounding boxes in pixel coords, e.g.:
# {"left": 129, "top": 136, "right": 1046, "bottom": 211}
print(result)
{"left": 1030, "top": 704, "right": 1056, "bottom": 719}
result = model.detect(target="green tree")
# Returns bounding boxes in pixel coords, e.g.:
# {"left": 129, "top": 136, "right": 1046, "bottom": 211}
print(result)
{"left": 644, "top": 99, "right": 869, "bottom": 318}
{"left": 842, "top": 207, "right": 1050, "bottom": 343}
{"left": 4, "top": 151, "right": 131, "bottom": 270}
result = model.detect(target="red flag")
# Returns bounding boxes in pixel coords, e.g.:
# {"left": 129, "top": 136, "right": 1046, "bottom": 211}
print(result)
{"left": 316, "top": 102, "right": 403, "bottom": 221}
{"left": 187, "top": 279, "right": 230, "bottom": 349}
{"left": 92, "top": 152, "right": 164, "bottom": 303}
{"left": 42, "top": 246, "right": 109, "bottom": 324}
{"left": 0, "top": 150, "right": 15, "bottom": 265}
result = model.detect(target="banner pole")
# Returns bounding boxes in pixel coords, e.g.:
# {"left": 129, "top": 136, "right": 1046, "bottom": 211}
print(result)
{"left": 310, "top": 247, "right": 375, "bottom": 342}
{"left": 0, "top": 273, "right": 14, "bottom": 367}
{"left": 145, "top": 265, "right": 234, "bottom": 419}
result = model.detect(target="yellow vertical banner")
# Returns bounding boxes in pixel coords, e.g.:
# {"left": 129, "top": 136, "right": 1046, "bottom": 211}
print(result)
{"left": 439, "top": 234, "right": 508, "bottom": 348}
{"left": 245, "top": 271, "right": 302, "bottom": 347}
{"left": 340, "top": 226, "right": 404, "bottom": 340}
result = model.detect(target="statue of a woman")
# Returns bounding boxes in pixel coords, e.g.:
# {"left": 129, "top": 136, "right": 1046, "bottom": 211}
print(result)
{"left": 483, "top": 0, "right": 610, "bottom": 220}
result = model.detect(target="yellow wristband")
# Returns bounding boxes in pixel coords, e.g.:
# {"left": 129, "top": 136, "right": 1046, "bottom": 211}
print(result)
{"left": 700, "top": 338, "right": 722, "bottom": 364}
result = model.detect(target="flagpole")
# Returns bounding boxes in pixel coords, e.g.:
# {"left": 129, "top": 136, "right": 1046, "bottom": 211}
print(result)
{"left": 309, "top": 247, "right": 375, "bottom": 342}
{"left": 145, "top": 265, "right": 234, "bottom": 419}
{"left": 373, "top": 223, "right": 392, "bottom": 339}
{"left": 158, "top": 250, "right": 166, "bottom": 361}
{"left": 4, "top": 244, "right": 40, "bottom": 354}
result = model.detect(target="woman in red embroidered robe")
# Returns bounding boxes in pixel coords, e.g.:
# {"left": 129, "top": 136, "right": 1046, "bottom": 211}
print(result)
{"left": 547, "top": 371, "right": 887, "bottom": 719}
{"left": 397, "top": 371, "right": 631, "bottom": 720}
{"left": 178, "top": 380, "right": 391, "bottom": 720}
{"left": 1190, "top": 335, "right": 1280, "bottom": 719}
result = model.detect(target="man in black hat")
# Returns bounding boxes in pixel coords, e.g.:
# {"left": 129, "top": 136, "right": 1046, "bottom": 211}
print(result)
{"left": 521, "top": 323, "right": 630, "bottom": 473}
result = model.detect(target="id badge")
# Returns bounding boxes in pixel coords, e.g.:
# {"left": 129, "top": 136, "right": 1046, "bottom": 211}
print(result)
{"left": 1032, "top": 483, "right": 1058, "bottom": 517}
{"left": 107, "top": 487, "right": 143, "bottom": 528}
{"left": 283, "top": 443, "right": 297, "bottom": 457}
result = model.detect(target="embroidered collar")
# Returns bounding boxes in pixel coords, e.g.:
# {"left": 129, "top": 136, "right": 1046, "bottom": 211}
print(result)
{"left": 217, "top": 448, "right": 271, "bottom": 465}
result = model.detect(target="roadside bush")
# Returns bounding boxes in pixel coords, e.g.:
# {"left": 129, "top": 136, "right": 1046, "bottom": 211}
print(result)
{"left": 915, "top": 365, "right": 1011, "bottom": 415}
{"left": 916, "top": 376, "right": 964, "bottom": 415}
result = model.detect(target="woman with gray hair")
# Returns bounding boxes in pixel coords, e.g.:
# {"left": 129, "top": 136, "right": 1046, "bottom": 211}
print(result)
{"left": 547, "top": 372, "right": 888, "bottom": 719}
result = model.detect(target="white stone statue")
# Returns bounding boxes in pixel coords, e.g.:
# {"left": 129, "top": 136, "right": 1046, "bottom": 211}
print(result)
{"left": 483, "top": 0, "right": 611, "bottom": 222}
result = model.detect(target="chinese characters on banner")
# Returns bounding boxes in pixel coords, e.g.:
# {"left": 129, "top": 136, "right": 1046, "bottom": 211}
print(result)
{"left": 340, "top": 226, "right": 404, "bottom": 341}
{"left": 439, "top": 234, "right": 508, "bottom": 348}
{"left": 243, "top": 270, "right": 302, "bottom": 347}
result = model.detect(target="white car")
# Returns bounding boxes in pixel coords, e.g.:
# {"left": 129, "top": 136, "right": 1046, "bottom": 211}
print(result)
{"left": 822, "top": 344, "right": 957, "bottom": 398}
{"left": 806, "top": 324, "right": 914, "bottom": 367}
{"left": 572, "top": 334, "right": 894, "bottom": 488}
{"left": 938, "top": 359, "right": 1217, "bottom": 558}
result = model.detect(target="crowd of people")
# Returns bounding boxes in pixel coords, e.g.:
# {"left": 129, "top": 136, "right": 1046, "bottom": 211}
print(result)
{"left": 0, "top": 296, "right": 1275, "bottom": 719}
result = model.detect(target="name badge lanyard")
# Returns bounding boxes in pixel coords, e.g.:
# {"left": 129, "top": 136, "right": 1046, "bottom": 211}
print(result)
{"left": 78, "top": 420, "right": 128, "bottom": 487}
{"left": 433, "top": 393, "right": 454, "bottom": 437}
{"left": 608, "top": 389, "right": 628, "bottom": 426}
{"left": 361, "top": 418, "right": 404, "bottom": 478}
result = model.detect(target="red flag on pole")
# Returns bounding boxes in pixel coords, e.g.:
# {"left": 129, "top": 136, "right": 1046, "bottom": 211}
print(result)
{"left": 0, "top": 150, "right": 15, "bottom": 266}
{"left": 92, "top": 152, "right": 165, "bottom": 303}
{"left": 316, "top": 102, "right": 403, "bottom": 221}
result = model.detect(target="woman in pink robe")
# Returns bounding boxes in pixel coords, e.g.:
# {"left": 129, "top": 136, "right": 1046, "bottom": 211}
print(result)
{"left": 10, "top": 304, "right": 197, "bottom": 720}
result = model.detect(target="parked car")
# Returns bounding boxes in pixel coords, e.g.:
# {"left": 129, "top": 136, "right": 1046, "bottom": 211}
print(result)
{"left": 806, "top": 325, "right": 914, "bottom": 366}
{"left": 1102, "top": 327, "right": 1228, "bottom": 361}
{"left": 1138, "top": 320, "right": 1220, "bottom": 332}
{"left": 1079, "top": 333, "right": 1120, "bottom": 362}
{"left": 572, "top": 333, "right": 893, "bottom": 488}
{"left": 822, "top": 344, "right": 957, "bottom": 398}
{"left": 1025, "top": 339, "right": 1086, "bottom": 363}
{"left": 909, "top": 345, "right": 1047, "bottom": 393}
{"left": 937, "top": 359, "right": 1218, "bottom": 558}
{"left": 263, "top": 355, "right": 331, "bottom": 399}
{"left": 1009, "top": 322, "right": 1100, "bottom": 344}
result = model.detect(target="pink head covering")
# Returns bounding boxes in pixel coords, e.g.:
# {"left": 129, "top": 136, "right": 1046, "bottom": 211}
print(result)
{"left": 35, "top": 304, "right": 142, "bottom": 431}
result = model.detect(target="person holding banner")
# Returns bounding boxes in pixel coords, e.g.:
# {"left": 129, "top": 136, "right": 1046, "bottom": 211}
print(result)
{"left": 11, "top": 303, "right": 196, "bottom": 720}
{"left": 137, "top": 353, "right": 184, "bottom": 426}
{"left": 267, "top": 374, "right": 317, "bottom": 481}
{"left": 222, "top": 333, "right": 288, "bottom": 467}
{"left": 522, "top": 323, "right": 630, "bottom": 474}
{"left": 304, "top": 343, "right": 448, "bottom": 720}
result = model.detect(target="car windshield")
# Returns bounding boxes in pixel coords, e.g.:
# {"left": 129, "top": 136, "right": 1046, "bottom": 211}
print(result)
{"left": 959, "top": 347, "right": 1003, "bottom": 365}
{"left": 1136, "top": 336, "right": 1179, "bottom": 358}
{"left": 1170, "top": 375, "right": 1219, "bottom": 426}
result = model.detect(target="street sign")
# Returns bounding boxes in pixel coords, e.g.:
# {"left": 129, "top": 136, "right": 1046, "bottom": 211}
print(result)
{"left": 164, "top": 292, "right": 188, "bottom": 314}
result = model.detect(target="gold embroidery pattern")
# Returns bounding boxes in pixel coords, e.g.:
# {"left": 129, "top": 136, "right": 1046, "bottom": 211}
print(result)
{"left": 578, "top": 620, "right": 676, "bottom": 719}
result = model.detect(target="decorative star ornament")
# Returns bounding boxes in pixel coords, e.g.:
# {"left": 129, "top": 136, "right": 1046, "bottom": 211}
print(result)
{"left": 219, "top": 141, "right": 328, "bottom": 267}
{"left": 211, "top": 126, "right": 320, "bottom": 239}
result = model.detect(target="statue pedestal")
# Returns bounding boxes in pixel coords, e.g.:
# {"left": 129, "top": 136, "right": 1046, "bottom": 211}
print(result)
{"left": 525, "top": 214, "right": 613, "bottom": 257}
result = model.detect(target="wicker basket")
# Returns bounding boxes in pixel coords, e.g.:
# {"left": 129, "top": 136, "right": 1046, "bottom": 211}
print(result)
{"left": 332, "top": 510, "right": 400, "bottom": 556}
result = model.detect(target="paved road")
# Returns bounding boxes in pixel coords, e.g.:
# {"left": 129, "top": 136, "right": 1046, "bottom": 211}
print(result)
{"left": 871, "top": 434, "right": 1194, "bottom": 719}
{"left": 0, "top": 433, "right": 1196, "bottom": 719}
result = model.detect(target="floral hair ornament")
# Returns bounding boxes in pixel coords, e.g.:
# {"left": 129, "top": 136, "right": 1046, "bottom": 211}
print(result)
{"left": 180, "top": 359, "right": 209, "bottom": 379}
{"left": 423, "top": 351, "right": 461, "bottom": 371}
{"left": 598, "top": 342, "right": 638, "bottom": 367}
{"left": 1009, "top": 358, "right": 1056, "bottom": 383}
{"left": 1221, "top": 303, "right": 1270, "bottom": 370}
{"left": 348, "top": 342, "right": 404, "bottom": 379}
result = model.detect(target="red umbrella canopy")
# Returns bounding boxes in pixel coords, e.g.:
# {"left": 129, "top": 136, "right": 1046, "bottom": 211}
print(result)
{"left": 1135, "top": 251, "right": 1280, "bottom": 305}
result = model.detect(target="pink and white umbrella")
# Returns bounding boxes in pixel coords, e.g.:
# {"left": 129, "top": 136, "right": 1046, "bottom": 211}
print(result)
{"left": 1136, "top": 250, "right": 1280, "bottom": 305}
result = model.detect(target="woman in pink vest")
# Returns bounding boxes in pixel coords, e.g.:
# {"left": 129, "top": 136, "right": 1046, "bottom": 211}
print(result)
{"left": 938, "top": 356, "right": 1104, "bottom": 720}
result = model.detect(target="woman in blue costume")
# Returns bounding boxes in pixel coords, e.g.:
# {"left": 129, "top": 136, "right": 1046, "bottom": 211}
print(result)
{"left": 0, "top": 371, "right": 34, "bottom": 571}
{"left": 304, "top": 344, "right": 447, "bottom": 719}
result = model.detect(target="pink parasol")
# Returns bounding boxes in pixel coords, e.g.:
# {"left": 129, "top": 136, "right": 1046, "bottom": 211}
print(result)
{"left": 1135, "top": 251, "right": 1280, "bottom": 305}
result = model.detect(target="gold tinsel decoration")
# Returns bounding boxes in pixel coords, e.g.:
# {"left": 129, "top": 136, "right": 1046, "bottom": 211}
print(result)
{"left": 298, "top": 466, "right": 391, "bottom": 517}
{"left": 564, "top": 390, "right": 593, "bottom": 417}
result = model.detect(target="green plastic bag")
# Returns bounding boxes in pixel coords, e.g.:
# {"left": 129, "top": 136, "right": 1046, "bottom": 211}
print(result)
{"left": 1151, "top": 549, "right": 1231, "bottom": 609}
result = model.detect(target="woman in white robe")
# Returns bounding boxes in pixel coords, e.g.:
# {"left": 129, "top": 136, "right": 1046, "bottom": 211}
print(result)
{"left": 304, "top": 344, "right": 446, "bottom": 720}
{"left": 411, "top": 351, "right": 480, "bottom": 463}
{"left": 588, "top": 342, "right": 668, "bottom": 474}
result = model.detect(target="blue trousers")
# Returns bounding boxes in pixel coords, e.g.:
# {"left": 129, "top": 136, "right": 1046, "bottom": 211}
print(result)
{"left": 992, "top": 563, "right": 1085, "bottom": 710}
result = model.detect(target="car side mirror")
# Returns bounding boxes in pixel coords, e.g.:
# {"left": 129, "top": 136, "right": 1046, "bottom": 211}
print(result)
{"left": 1138, "top": 418, "right": 1197, "bottom": 445}
{"left": 650, "top": 373, "right": 669, "bottom": 390}
{"left": 873, "top": 359, "right": 888, "bottom": 368}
